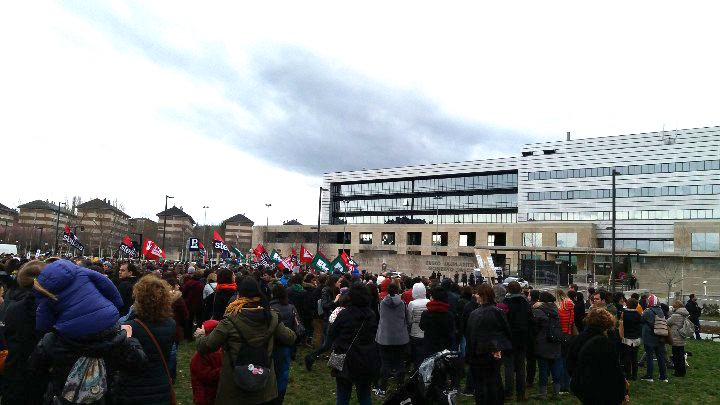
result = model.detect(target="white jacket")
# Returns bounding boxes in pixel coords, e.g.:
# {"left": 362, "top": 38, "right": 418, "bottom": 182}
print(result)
{"left": 406, "top": 283, "right": 430, "bottom": 338}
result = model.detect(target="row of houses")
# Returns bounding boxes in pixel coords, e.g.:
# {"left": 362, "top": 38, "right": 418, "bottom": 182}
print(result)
{"left": 0, "top": 199, "right": 254, "bottom": 259}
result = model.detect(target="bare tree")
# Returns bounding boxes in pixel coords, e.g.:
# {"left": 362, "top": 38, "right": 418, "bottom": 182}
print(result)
{"left": 656, "top": 259, "right": 684, "bottom": 302}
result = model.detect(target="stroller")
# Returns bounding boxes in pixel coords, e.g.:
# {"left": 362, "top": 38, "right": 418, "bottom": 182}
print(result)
{"left": 384, "top": 350, "right": 464, "bottom": 405}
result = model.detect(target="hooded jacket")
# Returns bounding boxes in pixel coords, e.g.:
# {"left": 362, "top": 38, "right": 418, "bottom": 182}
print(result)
{"left": 35, "top": 259, "right": 123, "bottom": 339}
{"left": 376, "top": 294, "right": 409, "bottom": 346}
{"left": 419, "top": 300, "right": 455, "bottom": 355}
{"left": 532, "top": 302, "right": 562, "bottom": 359}
{"left": 406, "top": 283, "right": 430, "bottom": 339}
{"left": 667, "top": 307, "right": 690, "bottom": 346}
{"left": 29, "top": 327, "right": 148, "bottom": 402}
{"left": 196, "top": 308, "right": 296, "bottom": 405}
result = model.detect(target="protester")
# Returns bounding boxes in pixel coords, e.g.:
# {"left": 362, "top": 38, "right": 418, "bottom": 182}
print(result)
{"left": 667, "top": 301, "right": 690, "bottom": 377}
{"left": 420, "top": 286, "right": 455, "bottom": 356}
{"left": 191, "top": 320, "right": 222, "bottom": 405}
{"left": 567, "top": 308, "right": 628, "bottom": 405}
{"left": 117, "top": 261, "right": 140, "bottom": 316}
{"left": 328, "top": 283, "right": 379, "bottom": 405}
{"left": 641, "top": 294, "right": 668, "bottom": 382}
{"left": 210, "top": 268, "right": 237, "bottom": 320}
{"left": 619, "top": 297, "right": 643, "bottom": 380}
{"left": 116, "top": 275, "right": 177, "bottom": 404}
{"left": 685, "top": 294, "right": 702, "bottom": 340}
{"left": 375, "top": 282, "right": 409, "bottom": 395}
{"left": 1, "top": 260, "right": 45, "bottom": 405}
{"left": 555, "top": 288, "right": 575, "bottom": 393}
{"left": 270, "top": 284, "right": 301, "bottom": 403}
{"left": 526, "top": 289, "right": 540, "bottom": 390}
{"left": 465, "top": 283, "right": 511, "bottom": 404}
{"left": 183, "top": 269, "right": 205, "bottom": 336}
{"left": 502, "top": 281, "right": 534, "bottom": 401}
{"left": 406, "top": 281, "right": 430, "bottom": 369}
{"left": 532, "top": 290, "right": 563, "bottom": 399}
{"left": 196, "top": 275, "right": 296, "bottom": 405}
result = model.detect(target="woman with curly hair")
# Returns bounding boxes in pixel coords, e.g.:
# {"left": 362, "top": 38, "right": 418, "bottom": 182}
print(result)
{"left": 566, "top": 308, "right": 628, "bottom": 405}
{"left": 117, "top": 274, "right": 177, "bottom": 405}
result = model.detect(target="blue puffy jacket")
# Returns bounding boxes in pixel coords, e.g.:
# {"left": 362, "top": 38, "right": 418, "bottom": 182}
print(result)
{"left": 35, "top": 260, "right": 123, "bottom": 339}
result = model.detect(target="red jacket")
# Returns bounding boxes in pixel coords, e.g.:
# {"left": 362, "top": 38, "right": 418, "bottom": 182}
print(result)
{"left": 557, "top": 298, "right": 575, "bottom": 334}
{"left": 401, "top": 289, "right": 413, "bottom": 305}
{"left": 183, "top": 277, "right": 205, "bottom": 312}
{"left": 191, "top": 349, "right": 222, "bottom": 405}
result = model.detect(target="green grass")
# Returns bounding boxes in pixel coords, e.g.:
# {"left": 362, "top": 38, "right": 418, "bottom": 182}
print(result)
{"left": 175, "top": 339, "right": 720, "bottom": 405}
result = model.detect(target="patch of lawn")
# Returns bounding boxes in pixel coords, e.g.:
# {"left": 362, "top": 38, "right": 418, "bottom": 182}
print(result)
{"left": 175, "top": 339, "right": 719, "bottom": 404}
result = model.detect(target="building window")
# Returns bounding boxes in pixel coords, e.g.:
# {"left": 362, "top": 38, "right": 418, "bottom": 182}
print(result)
{"left": 407, "top": 250, "right": 421, "bottom": 255}
{"left": 459, "top": 232, "right": 476, "bottom": 247}
{"left": 335, "top": 232, "right": 351, "bottom": 244}
{"left": 431, "top": 251, "right": 448, "bottom": 256}
{"left": 691, "top": 232, "right": 719, "bottom": 252}
{"left": 432, "top": 232, "right": 448, "bottom": 246}
{"left": 458, "top": 252, "right": 474, "bottom": 257}
{"left": 359, "top": 232, "right": 373, "bottom": 245}
{"left": 523, "top": 232, "right": 542, "bottom": 247}
{"left": 556, "top": 233, "right": 577, "bottom": 248}
{"left": 381, "top": 232, "right": 395, "bottom": 245}
{"left": 487, "top": 234, "right": 495, "bottom": 246}
{"left": 407, "top": 232, "right": 422, "bottom": 246}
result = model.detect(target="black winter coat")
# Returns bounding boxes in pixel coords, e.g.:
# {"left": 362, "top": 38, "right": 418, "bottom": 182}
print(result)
{"left": 503, "top": 294, "right": 534, "bottom": 351}
{"left": 419, "top": 304, "right": 455, "bottom": 356}
{"left": 465, "top": 304, "right": 512, "bottom": 362}
{"left": 1, "top": 286, "right": 44, "bottom": 405}
{"left": 29, "top": 327, "right": 148, "bottom": 403}
{"left": 567, "top": 327, "right": 626, "bottom": 405}
{"left": 328, "top": 305, "right": 379, "bottom": 382}
{"left": 620, "top": 309, "right": 643, "bottom": 340}
{"left": 685, "top": 300, "right": 701, "bottom": 323}
{"left": 117, "top": 277, "right": 138, "bottom": 317}
{"left": 211, "top": 289, "right": 237, "bottom": 320}
{"left": 117, "top": 317, "right": 176, "bottom": 405}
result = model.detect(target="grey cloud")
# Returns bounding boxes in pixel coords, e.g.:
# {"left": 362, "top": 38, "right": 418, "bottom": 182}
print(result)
{"left": 61, "top": 2, "right": 538, "bottom": 174}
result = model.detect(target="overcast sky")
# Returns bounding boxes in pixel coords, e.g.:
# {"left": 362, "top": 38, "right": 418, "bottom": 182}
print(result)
{"left": 2, "top": 1, "right": 719, "bottom": 226}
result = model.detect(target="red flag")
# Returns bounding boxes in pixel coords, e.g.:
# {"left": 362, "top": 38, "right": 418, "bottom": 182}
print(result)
{"left": 253, "top": 243, "right": 267, "bottom": 258}
{"left": 122, "top": 235, "right": 133, "bottom": 247}
{"left": 64, "top": 224, "right": 71, "bottom": 235}
{"left": 340, "top": 251, "right": 351, "bottom": 266}
{"left": 300, "top": 245, "right": 314, "bottom": 264}
{"left": 142, "top": 239, "right": 166, "bottom": 260}
{"left": 279, "top": 255, "right": 293, "bottom": 271}
{"left": 198, "top": 240, "right": 207, "bottom": 264}
{"left": 213, "top": 230, "right": 225, "bottom": 242}
{"left": 291, "top": 247, "right": 297, "bottom": 257}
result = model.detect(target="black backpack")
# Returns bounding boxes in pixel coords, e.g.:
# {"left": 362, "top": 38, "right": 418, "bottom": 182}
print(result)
{"left": 224, "top": 315, "right": 277, "bottom": 392}
{"left": 545, "top": 313, "right": 568, "bottom": 344}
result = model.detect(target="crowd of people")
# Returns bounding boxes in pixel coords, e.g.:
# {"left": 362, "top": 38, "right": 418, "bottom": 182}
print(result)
{"left": 0, "top": 254, "right": 705, "bottom": 405}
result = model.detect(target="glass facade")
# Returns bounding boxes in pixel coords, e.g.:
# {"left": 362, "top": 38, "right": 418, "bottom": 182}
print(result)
{"left": 381, "top": 232, "right": 395, "bottom": 245}
{"left": 359, "top": 232, "right": 373, "bottom": 244}
{"left": 528, "top": 159, "right": 720, "bottom": 181}
{"left": 331, "top": 171, "right": 518, "bottom": 225}
{"left": 601, "top": 239, "right": 674, "bottom": 252}
{"left": 523, "top": 232, "right": 542, "bottom": 247}
{"left": 691, "top": 233, "right": 719, "bottom": 252}
{"left": 556, "top": 233, "right": 577, "bottom": 248}
{"left": 528, "top": 208, "right": 720, "bottom": 221}
{"left": 528, "top": 184, "right": 720, "bottom": 201}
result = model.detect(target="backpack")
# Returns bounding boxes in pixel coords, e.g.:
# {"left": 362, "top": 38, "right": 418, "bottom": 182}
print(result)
{"left": 653, "top": 309, "right": 669, "bottom": 337}
{"left": 60, "top": 357, "right": 107, "bottom": 404}
{"left": 225, "top": 316, "right": 277, "bottom": 393}
{"left": 679, "top": 316, "right": 696, "bottom": 339}
{"left": 545, "top": 313, "right": 568, "bottom": 344}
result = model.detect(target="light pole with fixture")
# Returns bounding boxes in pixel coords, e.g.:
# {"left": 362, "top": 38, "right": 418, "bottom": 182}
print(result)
{"left": 203, "top": 205, "right": 209, "bottom": 262}
{"left": 265, "top": 203, "right": 272, "bottom": 245}
{"left": 610, "top": 170, "right": 619, "bottom": 292}
{"left": 161, "top": 195, "right": 174, "bottom": 251}
{"left": 434, "top": 196, "right": 442, "bottom": 255}
{"left": 316, "top": 187, "right": 328, "bottom": 254}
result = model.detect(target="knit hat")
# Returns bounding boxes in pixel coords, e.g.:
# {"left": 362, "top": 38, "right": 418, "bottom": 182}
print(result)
{"left": 203, "top": 319, "right": 219, "bottom": 334}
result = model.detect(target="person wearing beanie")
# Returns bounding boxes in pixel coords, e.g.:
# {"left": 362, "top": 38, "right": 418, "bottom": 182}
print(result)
{"left": 196, "top": 276, "right": 296, "bottom": 405}
{"left": 191, "top": 320, "right": 223, "bottom": 405}
{"left": 34, "top": 259, "right": 124, "bottom": 339}
{"left": 641, "top": 294, "right": 668, "bottom": 382}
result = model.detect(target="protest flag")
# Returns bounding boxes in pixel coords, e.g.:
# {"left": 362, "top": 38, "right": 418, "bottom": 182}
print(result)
{"left": 142, "top": 239, "right": 166, "bottom": 260}
{"left": 119, "top": 235, "right": 138, "bottom": 257}
{"left": 299, "top": 245, "right": 314, "bottom": 264}
{"left": 63, "top": 225, "right": 85, "bottom": 252}
{"left": 310, "top": 252, "right": 331, "bottom": 273}
{"left": 269, "top": 249, "right": 283, "bottom": 264}
{"left": 330, "top": 255, "right": 348, "bottom": 273}
{"left": 253, "top": 243, "right": 267, "bottom": 258}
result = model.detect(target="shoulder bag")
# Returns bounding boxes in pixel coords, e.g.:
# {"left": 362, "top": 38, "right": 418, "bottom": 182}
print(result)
{"left": 134, "top": 319, "right": 178, "bottom": 405}
{"left": 328, "top": 320, "right": 365, "bottom": 372}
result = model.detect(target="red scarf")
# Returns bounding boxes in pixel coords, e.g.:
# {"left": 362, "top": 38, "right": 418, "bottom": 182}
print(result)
{"left": 427, "top": 300, "right": 450, "bottom": 312}
{"left": 216, "top": 283, "right": 237, "bottom": 291}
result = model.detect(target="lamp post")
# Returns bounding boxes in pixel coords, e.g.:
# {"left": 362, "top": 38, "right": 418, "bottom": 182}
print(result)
{"left": 265, "top": 203, "right": 272, "bottom": 245}
{"left": 53, "top": 202, "right": 67, "bottom": 254}
{"left": 434, "top": 196, "right": 442, "bottom": 255}
{"left": 131, "top": 232, "right": 143, "bottom": 259}
{"left": 203, "top": 205, "right": 209, "bottom": 262}
{"left": 161, "top": 195, "right": 174, "bottom": 251}
{"left": 316, "top": 187, "right": 328, "bottom": 254}
{"left": 342, "top": 199, "right": 349, "bottom": 253}
{"left": 610, "top": 170, "right": 618, "bottom": 292}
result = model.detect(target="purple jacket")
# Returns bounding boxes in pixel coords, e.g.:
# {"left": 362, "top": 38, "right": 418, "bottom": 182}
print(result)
{"left": 35, "top": 260, "right": 123, "bottom": 339}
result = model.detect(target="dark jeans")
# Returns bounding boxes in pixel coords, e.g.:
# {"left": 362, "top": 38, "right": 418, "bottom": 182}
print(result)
{"left": 694, "top": 322, "right": 701, "bottom": 340}
{"left": 379, "top": 344, "right": 407, "bottom": 390}
{"left": 336, "top": 377, "right": 372, "bottom": 405}
{"left": 537, "top": 357, "right": 562, "bottom": 388}
{"left": 526, "top": 350, "right": 536, "bottom": 388}
{"left": 622, "top": 344, "right": 639, "bottom": 380}
{"left": 409, "top": 336, "right": 425, "bottom": 369}
{"left": 672, "top": 346, "right": 686, "bottom": 377}
{"left": 643, "top": 344, "right": 667, "bottom": 380}
{"left": 502, "top": 349, "right": 526, "bottom": 398}
{"left": 471, "top": 357, "right": 504, "bottom": 405}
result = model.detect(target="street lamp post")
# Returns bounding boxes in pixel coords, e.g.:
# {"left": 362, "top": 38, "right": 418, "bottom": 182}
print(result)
{"left": 316, "top": 187, "right": 328, "bottom": 254}
{"left": 265, "top": 203, "right": 272, "bottom": 245}
{"left": 610, "top": 170, "right": 618, "bottom": 292}
{"left": 53, "top": 202, "right": 67, "bottom": 254}
{"left": 161, "top": 195, "right": 174, "bottom": 251}
{"left": 131, "top": 232, "right": 143, "bottom": 259}
{"left": 203, "top": 206, "right": 209, "bottom": 262}
{"left": 434, "top": 196, "right": 442, "bottom": 255}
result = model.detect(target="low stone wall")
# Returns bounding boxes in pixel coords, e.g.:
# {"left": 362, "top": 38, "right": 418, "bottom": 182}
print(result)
{"left": 354, "top": 251, "right": 477, "bottom": 277}
{"left": 633, "top": 257, "right": 720, "bottom": 297}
